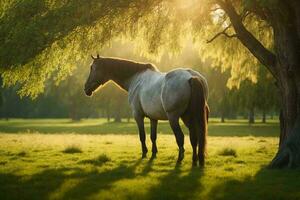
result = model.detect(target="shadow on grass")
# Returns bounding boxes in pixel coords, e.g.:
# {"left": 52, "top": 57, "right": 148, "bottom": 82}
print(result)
{"left": 0, "top": 156, "right": 205, "bottom": 200}
{"left": 0, "top": 168, "right": 75, "bottom": 200}
{"left": 207, "top": 168, "right": 300, "bottom": 200}
{"left": 3, "top": 159, "right": 299, "bottom": 200}
{"left": 0, "top": 158, "right": 143, "bottom": 200}
{"left": 138, "top": 165, "right": 204, "bottom": 200}
{"left": 61, "top": 159, "right": 143, "bottom": 199}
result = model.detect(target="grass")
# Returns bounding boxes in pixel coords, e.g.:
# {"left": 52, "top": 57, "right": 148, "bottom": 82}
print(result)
{"left": 0, "top": 118, "right": 279, "bottom": 136}
{"left": 0, "top": 118, "right": 300, "bottom": 200}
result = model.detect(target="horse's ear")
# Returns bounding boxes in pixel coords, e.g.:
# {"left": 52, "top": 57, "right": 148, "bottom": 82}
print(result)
{"left": 91, "top": 55, "right": 96, "bottom": 60}
{"left": 97, "top": 54, "right": 100, "bottom": 59}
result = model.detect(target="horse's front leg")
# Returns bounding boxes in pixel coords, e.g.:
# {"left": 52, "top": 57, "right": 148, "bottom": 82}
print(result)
{"left": 150, "top": 119, "right": 158, "bottom": 158}
{"left": 134, "top": 115, "right": 148, "bottom": 158}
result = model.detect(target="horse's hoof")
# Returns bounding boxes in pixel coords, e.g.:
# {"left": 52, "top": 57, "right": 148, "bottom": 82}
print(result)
{"left": 150, "top": 153, "right": 157, "bottom": 160}
{"left": 199, "top": 157, "right": 205, "bottom": 167}
{"left": 142, "top": 153, "right": 147, "bottom": 159}
{"left": 192, "top": 161, "right": 198, "bottom": 167}
{"left": 177, "top": 155, "right": 184, "bottom": 164}
{"left": 177, "top": 148, "right": 185, "bottom": 163}
{"left": 199, "top": 161, "right": 205, "bottom": 167}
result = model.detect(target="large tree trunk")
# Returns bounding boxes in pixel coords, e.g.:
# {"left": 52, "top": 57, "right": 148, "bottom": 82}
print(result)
{"left": 269, "top": 69, "right": 300, "bottom": 168}
{"left": 269, "top": 2, "right": 300, "bottom": 168}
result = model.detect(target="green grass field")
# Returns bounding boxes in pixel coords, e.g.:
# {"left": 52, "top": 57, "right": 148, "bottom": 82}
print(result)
{"left": 1, "top": 118, "right": 300, "bottom": 200}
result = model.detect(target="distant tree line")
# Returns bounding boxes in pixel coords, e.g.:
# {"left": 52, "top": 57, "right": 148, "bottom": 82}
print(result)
{"left": 0, "top": 61, "right": 279, "bottom": 123}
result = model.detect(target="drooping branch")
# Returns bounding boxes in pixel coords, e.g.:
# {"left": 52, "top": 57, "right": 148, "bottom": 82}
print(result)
{"left": 207, "top": 11, "right": 250, "bottom": 43}
{"left": 216, "top": 0, "right": 278, "bottom": 78}
{"left": 207, "top": 25, "right": 237, "bottom": 43}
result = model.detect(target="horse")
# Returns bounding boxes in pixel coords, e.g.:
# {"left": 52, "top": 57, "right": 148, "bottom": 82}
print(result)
{"left": 84, "top": 55, "right": 209, "bottom": 166}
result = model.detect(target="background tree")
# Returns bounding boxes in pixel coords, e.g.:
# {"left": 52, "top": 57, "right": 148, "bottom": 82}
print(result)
{"left": 255, "top": 66, "right": 280, "bottom": 123}
{"left": 207, "top": 68, "right": 238, "bottom": 122}
{"left": 95, "top": 82, "right": 130, "bottom": 122}
{"left": 237, "top": 79, "right": 258, "bottom": 124}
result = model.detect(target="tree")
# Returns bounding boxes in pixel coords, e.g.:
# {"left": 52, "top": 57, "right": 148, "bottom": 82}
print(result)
{"left": 95, "top": 82, "right": 131, "bottom": 122}
{"left": 56, "top": 69, "right": 88, "bottom": 121}
{"left": 1, "top": 0, "right": 299, "bottom": 167}
{"left": 255, "top": 66, "right": 279, "bottom": 123}
{"left": 207, "top": 68, "right": 237, "bottom": 122}
{"left": 236, "top": 79, "right": 257, "bottom": 124}
{"left": 212, "top": 1, "right": 300, "bottom": 168}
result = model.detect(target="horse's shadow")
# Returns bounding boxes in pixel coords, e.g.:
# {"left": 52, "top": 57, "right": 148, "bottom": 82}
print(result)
{"left": 61, "top": 158, "right": 143, "bottom": 199}
{"left": 129, "top": 157, "right": 204, "bottom": 200}
{"left": 0, "top": 157, "right": 204, "bottom": 200}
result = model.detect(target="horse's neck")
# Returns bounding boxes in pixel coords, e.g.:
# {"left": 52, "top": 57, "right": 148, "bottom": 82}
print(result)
{"left": 107, "top": 59, "right": 147, "bottom": 91}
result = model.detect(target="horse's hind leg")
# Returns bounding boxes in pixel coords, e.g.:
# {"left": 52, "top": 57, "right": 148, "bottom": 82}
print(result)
{"left": 182, "top": 114, "right": 198, "bottom": 166}
{"left": 134, "top": 115, "right": 148, "bottom": 158}
{"left": 150, "top": 119, "right": 158, "bottom": 158}
{"left": 168, "top": 113, "right": 185, "bottom": 163}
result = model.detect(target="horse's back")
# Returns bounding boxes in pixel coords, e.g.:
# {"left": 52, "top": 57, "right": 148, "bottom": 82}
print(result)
{"left": 131, "top": 68, "right": 207, "bottom": 120}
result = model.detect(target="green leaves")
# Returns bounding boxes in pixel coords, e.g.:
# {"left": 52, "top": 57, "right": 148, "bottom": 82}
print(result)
{"left": 0, "top": 0, "right": 274, "bottom": 98}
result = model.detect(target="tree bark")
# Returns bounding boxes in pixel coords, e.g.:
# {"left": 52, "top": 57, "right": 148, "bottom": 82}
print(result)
{"left": 106, "top": 107, "right": 110, "bottom": 122}
{"left": 249, "top": 106, "right": 255, "bottom": 124}
{"left": 221, "top": 112, "right": 225, "bottom": 123}
{"left": 114, "top": 110, "right": 121, "bottom": 122}
{"left": 114, "top": 115, "right": 121, "bottom": 123}
{"left": 262, "top": 110, "right": 266, "bottom": 123}
{"left": 69, "top": 102, "right": 81, "bottom": 121}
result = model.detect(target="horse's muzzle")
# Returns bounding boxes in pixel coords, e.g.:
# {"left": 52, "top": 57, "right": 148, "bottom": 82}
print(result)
{"left": 84, "top": 88, "right": 93, "bottom": 96}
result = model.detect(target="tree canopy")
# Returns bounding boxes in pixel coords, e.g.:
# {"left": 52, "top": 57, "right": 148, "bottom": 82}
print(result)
{"left": 0, "top": 0, "right": 274, "bottom": 97}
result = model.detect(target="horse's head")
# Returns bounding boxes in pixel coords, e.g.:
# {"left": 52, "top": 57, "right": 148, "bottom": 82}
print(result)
{"left": 84, "top": 54, "right": 108, "bottom": 96}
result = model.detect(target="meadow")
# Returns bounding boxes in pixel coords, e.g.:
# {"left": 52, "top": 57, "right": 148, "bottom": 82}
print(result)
{"left": 1, "top": 118, "right": 300, "bottom": 200}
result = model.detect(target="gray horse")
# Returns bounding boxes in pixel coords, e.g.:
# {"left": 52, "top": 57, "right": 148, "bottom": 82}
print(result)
{"left": 84, "top": 55, "right": 209, "bottom": 166}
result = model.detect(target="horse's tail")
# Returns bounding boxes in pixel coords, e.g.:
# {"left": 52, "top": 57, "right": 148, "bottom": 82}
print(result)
{"left": 188, "top": 77, "right": 209, "bottom": 166}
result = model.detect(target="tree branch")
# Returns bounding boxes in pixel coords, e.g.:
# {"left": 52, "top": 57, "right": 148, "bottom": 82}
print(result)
{"left": 207, "top": 25, "right": 237, "bottom": 43}
{"left": 216, "top": 0, "right": 277, "bottom": 77}
{"left": 210, "top": 7, "right": 222, "bottom": 12}
{"left": 206, "top": 10, "right": 249, "bottom": 45}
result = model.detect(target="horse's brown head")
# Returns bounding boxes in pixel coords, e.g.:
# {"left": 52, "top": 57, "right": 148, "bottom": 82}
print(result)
{"left": 84, "top": 54, "right": 109, "bottom": 96}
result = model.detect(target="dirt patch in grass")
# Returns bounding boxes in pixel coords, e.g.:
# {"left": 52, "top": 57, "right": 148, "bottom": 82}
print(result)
{"left": 218, "top": 148, "right": 237, "bottom": 157}
{"left": 0, "top": 161, "right": 7, "bottom": 165}
{"left": 16, "top": 151, "right": 27, "bottom": 157}
{"left": 62, "top": 146, "right": 82, "bottom": 154}
{"left": 79, "top": 154, "right": 111, "bottom": 166}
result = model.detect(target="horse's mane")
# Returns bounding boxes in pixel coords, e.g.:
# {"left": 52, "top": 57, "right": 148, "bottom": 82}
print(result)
{"left": 95, "top": 57, "right": 158, "bottom": 89}
{"left": 101, "top": 57, "right": 158, "bottom": 73}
